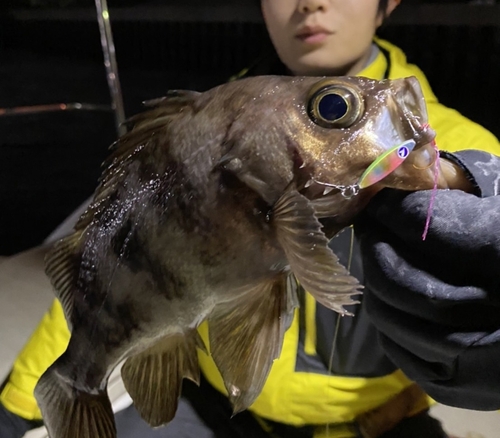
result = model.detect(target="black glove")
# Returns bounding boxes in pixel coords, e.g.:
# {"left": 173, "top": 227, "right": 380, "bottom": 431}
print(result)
{"left": 354, "top": 150, "right": 500, "bottom": 410}
{"left": 0, "top": 401, "right": 43, "bottom": 438}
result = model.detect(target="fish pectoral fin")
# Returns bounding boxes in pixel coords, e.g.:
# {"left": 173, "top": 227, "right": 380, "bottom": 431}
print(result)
{"left": 208, "top": 277, "right": 291, "bottom": 414}
{"left": 35, "top": 361, "right": 116, "bottom": 438}
{"left": 121, "top": 330, "right": 204, "bottom": 427}
{"left": 273, "top": 189, "right": 363, "bottom": 315}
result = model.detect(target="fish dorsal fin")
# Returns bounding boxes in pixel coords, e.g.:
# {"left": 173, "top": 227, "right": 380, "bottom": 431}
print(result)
{"left": 44, "top": 232, "right": 83, "bottom": 327}
{"left": 143, "top": 89, "right": 201, "bottom": 110}
{"left": 79, "top": 89, "right": 201, "bottom": 230}
{"left": 121, "top": 330, "right": 206, "bottom": 427}
{"left": 44, "top": 129, "right": 149, "bottom": 325}
{"left": 208, "top": 276, "right": 295, "bottom": 414}
{"left": 273, "top": 189, "right": 362, "bottom": 315}
{"left": 45, "top": 91, "right": 197, "bottom": 314}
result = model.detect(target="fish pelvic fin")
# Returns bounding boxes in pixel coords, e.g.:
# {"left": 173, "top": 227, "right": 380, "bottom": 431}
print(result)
{"left": 208, "top": 276, "right": 296, "bottom": 414}
{"left": 34, "top": 362, "right": 116, "bottom": 438}
{"left": 121, "top": 330, "right": 205, "bottom": 427}
{"left": 273, "top": 189, "right": 363, "bottom": 315}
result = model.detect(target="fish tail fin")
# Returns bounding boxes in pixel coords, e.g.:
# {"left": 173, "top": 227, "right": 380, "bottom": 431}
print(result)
{"left": 35, "top": 362, "right": 116, "bottom": 438}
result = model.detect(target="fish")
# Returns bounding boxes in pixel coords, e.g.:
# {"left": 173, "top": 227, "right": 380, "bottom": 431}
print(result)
{"left": 34, "top": 75, "right": 445, "bottom": 438}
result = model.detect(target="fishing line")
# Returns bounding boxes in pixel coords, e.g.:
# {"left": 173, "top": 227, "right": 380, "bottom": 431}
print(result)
{"left": 421, "top": 140, "right": 440, "bottom": 241}
{"left": 325, "top": 225, "right": 355, "bottom": 438}
{"left": 322, "top": 139, "right": 438, "bottom": 436}
{"left": 323, "top": 140, "right": 417, "bottom": 436}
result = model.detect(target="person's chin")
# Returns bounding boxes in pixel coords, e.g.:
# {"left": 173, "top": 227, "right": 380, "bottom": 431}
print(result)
{"left": 292, "top": 55, "right": 339, "bottom": 77}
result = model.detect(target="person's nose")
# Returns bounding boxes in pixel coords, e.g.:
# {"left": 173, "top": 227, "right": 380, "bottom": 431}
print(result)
{"left": 297, "top": 0, "right": 329, "bottom": 14}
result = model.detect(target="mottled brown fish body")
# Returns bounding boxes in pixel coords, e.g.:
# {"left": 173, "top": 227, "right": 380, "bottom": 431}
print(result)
{"left": 35, "top": 75, "right": 446, "bottom": 438}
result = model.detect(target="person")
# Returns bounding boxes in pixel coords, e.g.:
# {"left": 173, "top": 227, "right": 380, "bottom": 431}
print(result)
{"left": 2, "top": 1, "right": 500, "bottom": 437}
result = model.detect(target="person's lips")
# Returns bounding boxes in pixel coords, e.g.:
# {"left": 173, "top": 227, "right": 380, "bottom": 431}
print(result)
{"left": 296, "top": 26, "right": 332, "bottom": 44}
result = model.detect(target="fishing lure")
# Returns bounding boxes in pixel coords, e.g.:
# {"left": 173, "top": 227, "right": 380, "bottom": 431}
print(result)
{"left": 356, "top": 138, "right": 439, "bottom": 240}
{"left": 312, "top": 139, "right": 418, "bottom": 199}
{"left": 357, "top": 139, "right": 416, "bottom": 189}
{"left": 327, "top": 138, "right": 438, "bottom": 241}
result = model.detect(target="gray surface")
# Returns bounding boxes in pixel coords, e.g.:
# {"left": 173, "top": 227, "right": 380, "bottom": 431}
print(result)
{"left": 0, "top": 246, "right": 54, "bottom": 381}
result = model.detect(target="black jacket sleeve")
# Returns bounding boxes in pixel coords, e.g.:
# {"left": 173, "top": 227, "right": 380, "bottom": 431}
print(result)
{"left": 354, "top": 150, "right": 500, "bottom": 410}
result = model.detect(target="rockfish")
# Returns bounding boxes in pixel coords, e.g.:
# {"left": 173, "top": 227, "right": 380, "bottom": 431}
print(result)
{"left": 35, "top": 75, "right": 443, "bottom": 438}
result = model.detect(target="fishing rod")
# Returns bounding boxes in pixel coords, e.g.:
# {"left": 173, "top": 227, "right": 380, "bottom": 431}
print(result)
{"left": 95, "top": 0, "right": 127, "bottom": 138}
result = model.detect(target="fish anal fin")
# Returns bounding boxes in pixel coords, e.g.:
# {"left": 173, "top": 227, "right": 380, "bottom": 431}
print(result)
{"left": 121, "top": 330, "right": 202, "bottom": 427}
{"left": 35, "top": 362, "right": 116, "bottom": 438}
{"left": 273, "top": 190, "right": 363, "bottom": 315}
{"left": 209, "top": 277, "right": 291, "bottom": 414}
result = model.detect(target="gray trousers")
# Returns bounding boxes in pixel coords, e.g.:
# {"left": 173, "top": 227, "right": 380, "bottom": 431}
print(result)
{"left": 114, "top": 394, "right": 449, "bottom": 438}
{"left": 115, "top": 398, "right": 215, "bottom": 438}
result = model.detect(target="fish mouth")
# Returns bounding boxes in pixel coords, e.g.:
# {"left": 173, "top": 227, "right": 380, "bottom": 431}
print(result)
{"left": 403, "top": 138, "right": 439, "bottom": 171}
{"left": 404, "top": 120, "right": 436, "bottom": 149}
{"left": 391, "top": 76, "right": 436, "bottom": 149}
{"left": 294, "top": 138, "right": 439, "bottom": 220}
{"left": 393, "top": 124, "right": 437, "bottom": 174}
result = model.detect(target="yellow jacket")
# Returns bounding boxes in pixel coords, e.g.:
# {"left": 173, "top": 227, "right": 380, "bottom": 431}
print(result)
{"left": 2, "top": 39, "right": 499, "bottom": 437}
{"left": 198, "top": 39, "right": 500, "bottom": 435}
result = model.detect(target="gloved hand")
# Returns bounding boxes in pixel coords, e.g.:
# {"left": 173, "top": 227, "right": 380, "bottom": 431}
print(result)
{"left": 354, "top": 183, "right": 500, "bottom": 410}
{"left": 0, "top": 401, "right": 43, "bottom": 438}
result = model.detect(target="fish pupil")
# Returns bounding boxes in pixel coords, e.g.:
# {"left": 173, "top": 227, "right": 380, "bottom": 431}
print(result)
{"left": 318, "top": 93, "right": 348, "bottom": 121}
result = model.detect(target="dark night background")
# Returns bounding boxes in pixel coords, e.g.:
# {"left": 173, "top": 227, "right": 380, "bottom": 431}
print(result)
{"left": 1, "top": 0, "right": 499, "bottom": 256}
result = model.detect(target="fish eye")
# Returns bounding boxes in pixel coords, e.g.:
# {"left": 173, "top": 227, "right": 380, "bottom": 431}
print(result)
{"left": 307, "top": 84, "right": 364, "bottom": 129}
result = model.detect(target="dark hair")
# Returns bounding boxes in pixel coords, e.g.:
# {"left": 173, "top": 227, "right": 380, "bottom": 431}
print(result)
{"left": 378, "top": 0, "right": 391, "bottom": 19}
